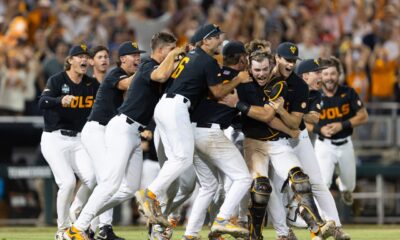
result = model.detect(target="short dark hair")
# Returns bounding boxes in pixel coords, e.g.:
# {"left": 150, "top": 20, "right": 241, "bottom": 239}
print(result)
{"left": 320, "top": 56, "right": 342, "bottom": 75}
{"left": 90, "top": 45, "right": 109, "bottom": 58}
{"left": 151, "top": 32, "right": 177, "bottom": 52}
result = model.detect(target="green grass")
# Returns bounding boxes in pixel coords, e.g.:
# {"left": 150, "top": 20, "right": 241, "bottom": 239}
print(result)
{"left": 0, "top": 225, "right": 399, "bottom": 240}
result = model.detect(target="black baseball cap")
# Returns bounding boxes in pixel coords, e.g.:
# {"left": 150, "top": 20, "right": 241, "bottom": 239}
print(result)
{"left": 191, "top": 24, "right": 224, "bottom": 43}
{"left": 295, "top": 59, "right": 327, "bottom": 75}
{"left": 276, "top": 42, "right": 300, "bottom": 60}
{"left": 69, "top": 44, "right": 90, "bottom": 57}
{"left": 118, "top": 41, "right": 146, "bottom": 56}
{"left": 222, "top": 41, "right": 246, "bottom": 55}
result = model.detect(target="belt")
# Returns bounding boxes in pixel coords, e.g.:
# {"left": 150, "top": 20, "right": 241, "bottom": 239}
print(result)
{"left": 318, "top": 136, "right": 348, "bottom": 146}
{"left": 58, "top": 129, "right": 78, "bottom": 137}
{"left": 119, "top": 114, "right": 145, "bottom": 132}
{"left": 195, "top": 122, "right": 224, "bottom": 130}
{"left": 166, "top": 93, "right": 189, "bottom": 103}
{"left": 89, "top": 120, "right": 107, "bottom": 126}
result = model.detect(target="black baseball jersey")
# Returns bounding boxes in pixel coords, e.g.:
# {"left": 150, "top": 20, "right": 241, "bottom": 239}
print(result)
{"left": 277, "top": 72, "right": 309, "bottom": 137}
{"left": 237, "top": 81, "right": 277, "bottom": 140}
{"left": 190, "top": 66, "right": 239, "bottom": 129}
{"left": 119, "top": 57, "right": 164, "bottom": 126}
{"left": 166, "top": 47, "right": 221, "bottom": 107}
{"left": 39, "top": 71, "right": 99, "bottom": 132}
{"left": 299, "top": 89, "right": 322, "bottom": 131}
{"left": 88, "top": 67, "right": 127, "bottom": 124}
{"left": 317, "top": 85, "right": 363, "bottom": 139}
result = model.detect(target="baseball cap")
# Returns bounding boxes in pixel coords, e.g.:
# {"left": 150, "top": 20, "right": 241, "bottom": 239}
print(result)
{"left": 295, "top": 59, "right": 327, "bottom": 75}
{"left": 69, "top": 44, "right": 90, "bottom": 57}
{"left": 118, "top": 41, "right": 146, "bottom": 56}
{"left": 276, "top": 42, "right": 300, "bottom": 60}
{"left": 222, "top": 41, "right": 246, "bottom": 55}
{"left": 191, "top": 24, "right": 224, "bottom": 43}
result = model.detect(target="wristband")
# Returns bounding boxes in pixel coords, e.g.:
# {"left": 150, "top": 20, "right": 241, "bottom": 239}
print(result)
{"left": 236, "top": 101, "right": 250, "bottom": 115}
{"left": 342, "top": 120, "right": 352, "bottom": 129}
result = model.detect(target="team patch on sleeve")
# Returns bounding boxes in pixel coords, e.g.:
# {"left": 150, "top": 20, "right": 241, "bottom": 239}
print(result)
{"left": 357, "top": 100, "right": 362, "bottom": 106}
{"left": 119, "top": 75, "right": 128, "bottom": 79}
{"left": 301, "top": 102, "right": 307, "bottom": 109}
{"left": 316, "top": 103, "right": 321, "bottom": 110}
{"left": 43, "top": 88, "right": 51, "bottom": 92}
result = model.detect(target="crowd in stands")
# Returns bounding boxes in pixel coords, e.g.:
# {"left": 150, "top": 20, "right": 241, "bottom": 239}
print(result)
{"left": 0, "top": 0, "right": 399, "bottom": 116}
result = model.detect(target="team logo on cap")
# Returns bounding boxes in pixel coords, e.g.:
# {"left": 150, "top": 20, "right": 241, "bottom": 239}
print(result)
{"left": 290, "top": 46, "right": 297, "bottom": 54}
{"left": 131, "top": 42, "right": 138, "bottom": 48}
{"left": 80, "top": 44, "right": 87, "bottom": 52}
{"left": 314, "top": 59, "right": 319, "bottom": 65}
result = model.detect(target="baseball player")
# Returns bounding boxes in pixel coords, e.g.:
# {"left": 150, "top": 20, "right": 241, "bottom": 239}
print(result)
{"left": 235, "top": 41, "right": 299, "bottom": 240}
{"left": 180, "top": 41, "right": 252, "bottom": 240}
{"left": 313, "top": 57, "right": 368, "bottom": 207}
{"left": 135, "top": 24, "right": 251, "bottom": 229}
{"left": 289, "top": 58, "right": 351, "bottom": 240}
{"left": 38, "top": 44, "right": 98, "bottom": 240}
{"left": 66, "top": 32, "right": 183, "bottom": 240}
{"left": 265, "top": 42, "right": 336, "bottom": 240}
{"left": 68, "top": 45, "right": 125, "bottom": 240}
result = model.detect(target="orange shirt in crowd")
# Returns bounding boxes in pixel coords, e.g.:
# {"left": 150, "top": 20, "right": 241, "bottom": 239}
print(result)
{"left": 347, "top": 71, "right": 369, "bottom": 102}
{"left": 370, "top": 59, "right": 397, "bottom": 98}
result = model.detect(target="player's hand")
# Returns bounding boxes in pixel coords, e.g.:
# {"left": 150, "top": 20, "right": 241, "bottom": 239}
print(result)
{"left": 140, "top": 130, "right": 153, "bottom": 140}
{"left": 61, "top": 95, "right": 75, "bottom": 107}
{"left": 320, "top": 125, "right": 333, "bottom": 138}
{"left": 172, "top": 47, "right": 186, "bottom": 57}
{"left": 269, "top": 97, "right": 284, "bottom": 113}
{"left": 326, "top": 122, "right": 343, "bottom": 135}
{"left": 289, "top": 129, "right": 301, "bottom": 139}
{"left": 218, "top": 89, "right": 239, "bottom": 108}
{"left": 237, "top": 71, "right": 251, "bottom": 83}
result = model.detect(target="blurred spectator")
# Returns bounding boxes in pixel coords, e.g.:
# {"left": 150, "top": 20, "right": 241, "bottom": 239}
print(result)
{"left": 126, "top": 0, "right": 176, "bottom": 53}
{"left": 369, "top": 43, "right": 398, "bottom": 102}
{"left": 0, "top": 49, "right": 29, "bottom": 115}
{"left": 344, "top": 36, "right": 371, "bottom": 102}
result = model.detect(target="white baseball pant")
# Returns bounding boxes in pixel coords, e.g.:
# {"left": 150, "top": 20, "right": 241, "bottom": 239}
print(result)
{"left": 149, "top": 94, "right": 194, "bottom": 199}
{"left": 74, "top": 114, "right": 143, "bottom": 230}
{"left": 314, "top": 136, "right": 356, "bottom": 193}
{"left": 185, "top": 125, "right": 252, "bottom": 236}
{"left": 40, "top": 131, "right": 96, "bottom": 230}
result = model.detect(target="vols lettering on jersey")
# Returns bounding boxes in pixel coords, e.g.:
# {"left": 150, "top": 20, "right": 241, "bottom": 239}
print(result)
{"left": 319, "top": 104, "right": 350, "bottom": 120}
{"left": 317, "top": 85, "right": 364, "bottom": 139}
{"left": 38, "top": 71, "right": 99, "bottom": 132}
{"left": 65, "top": 96, "right": 94, "bottom": 108}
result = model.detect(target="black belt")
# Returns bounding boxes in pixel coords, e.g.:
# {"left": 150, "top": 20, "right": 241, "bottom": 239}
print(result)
{"left": 89, "top": 120, "right": 107, "bottom": 126}
{"left": 60, "top": 129, "right": 78, "bottom": 137}
{"left": 195, "top": 122, "right": 225, "bottom": 130}
{"left": 119, "top": 114, "right": 145, "bottom": 132}
{"left": 318, "top": 136, "right": 348, "bottom": 146}
{"left": 166, "top": 93, "right": 189, "bottom": 103}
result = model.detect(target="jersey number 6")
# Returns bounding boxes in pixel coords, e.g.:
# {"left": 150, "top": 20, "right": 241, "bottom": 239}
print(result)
{"left": 171, "top": 57, "right": 190, "bottom": 79}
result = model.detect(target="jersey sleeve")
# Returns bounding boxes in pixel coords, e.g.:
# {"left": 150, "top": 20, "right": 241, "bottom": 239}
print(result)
{"left": 308, "top": 91, "right": 322, "bottom": 113}
{"left": 110, "top": 69, "right": 129, "bottom": 88}
{"left": 38, "top": 76, "right": 62, "bottom": 109}
{"left": 348, "top": 87, "right": 364, "bottom": 112}
{"left": 205, "top": 59, "right": 222, "bottom": 86}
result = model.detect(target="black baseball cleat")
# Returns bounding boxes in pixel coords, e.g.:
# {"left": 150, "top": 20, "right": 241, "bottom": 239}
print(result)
{"left": 86, "top": 229, "right": 95, "bottom": 240}
{"left": 96, "top": 225, "right": 125, "bottom": 240}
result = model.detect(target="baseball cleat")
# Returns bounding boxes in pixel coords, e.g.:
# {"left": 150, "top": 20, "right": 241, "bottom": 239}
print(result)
{"left": 150, "top": 224, "right": 173, "bottom": 240}
{"left": 333, "top": 227, "right": 351, "bottom": 240}
{"left": 287, "top": 228, "right": 298, "bottom": 240}
{"left": 55, "top": 229, "right": 66, "bottom": 240}
{"left": 320, "top": 220, "right": 336, "bottom": 239}
{"left": 211, "top": 217, "right": 249, "bottom": 238}
{"left": 340, "top": 191, "right": 354, "bottom": 206}
{"left": 135, "top": 189, "right": 170, "bottom": 227}
{"left": 96, "top": 225, "right": 124, "bottom": 240}
{"left": 64, "top": 225, "right": 90, "bottom": 240}
{"left": 181, "top": 235, "right": 201, "bottom": 240}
